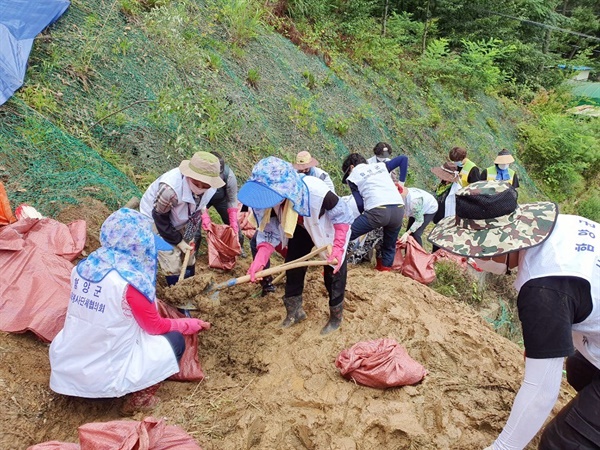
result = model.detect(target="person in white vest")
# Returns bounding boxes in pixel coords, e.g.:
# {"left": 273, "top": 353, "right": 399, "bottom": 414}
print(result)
{"left": 292, "top": 150, "right": 336, "bottom": 192}
{"left": 49, "top": 208, "right": 211, "bottom": 413}
{"left": 367, "top": 141, "right": 400, "bottom": 182}
{"left": 139, "top": 151, "right": 225, "bottom": 287}
{"left": 238, "top": 157, "right": 354, "bottom": 335}
{"left": 342, "top": 152, "right": 408, "bottom": 272}
{"left": 428, "top": 181, "right": 599, "bottom": 450}
{"left": 399, "top": 187, "right": 438, "bottom": 247}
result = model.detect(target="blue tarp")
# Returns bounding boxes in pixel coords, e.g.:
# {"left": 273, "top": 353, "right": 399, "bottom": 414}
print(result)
{"left": 0, "top": 0, "right": 70, "bottom": 105}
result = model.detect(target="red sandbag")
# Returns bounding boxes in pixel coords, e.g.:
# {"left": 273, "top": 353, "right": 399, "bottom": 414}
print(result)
{"left": 206, "top": 222, "right": 241, "bottom": 271}
{"left": 28, "top": 417, "right": 201, "bottom": 450}
{"left": 0, "top": 218, "right": 86, "bottom": 342}
{"left": 335, "top": 338, "right": 427, "bottom": 389}
{"left": 391, "top": 236, "right": 436, "bottom": 285}
{"left": 0, "top": 181, "right": 16, "bottom": 226}
{"left": 156, "top": 301, "right": 205, "bottom": 382}
{"left": 238, "top": 203, "right": 256, "bottom": 240}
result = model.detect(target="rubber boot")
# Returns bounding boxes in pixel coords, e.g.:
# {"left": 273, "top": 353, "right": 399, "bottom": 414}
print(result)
{"left": 260, "top": 275, "right": 276, "bottom": 296}
{"left": 281, "top": 295, "right": 307, "bottom": 328}
{"left": 320, "top": 301, "right": 344, "bottom": 335}
{"left": 121, "top": 383, "right": 161, "bottom": 415}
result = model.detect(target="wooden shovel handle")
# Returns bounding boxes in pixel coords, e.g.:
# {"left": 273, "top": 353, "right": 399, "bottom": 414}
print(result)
{"left": 178, "top": 248, "right": 192, "bottom": 283}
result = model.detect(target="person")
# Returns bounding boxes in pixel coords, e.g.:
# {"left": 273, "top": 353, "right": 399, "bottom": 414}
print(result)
{"left": 292, "top": 150, "right": 335, "bottom": 192}
{"left": 139, "top": 151, "right": 224, "bottom": 286}
{"left": 448, "top": 146, "right": 480, "bottom": 187}
{"left": 399, "top": 187, "right": 438, "bottom": 248}
{"left": 367, "top": 141, "right": 399, "bottom": 182}
{"left": 430, "top": 161, "right": 461, "bottom": 253}
{"left": 238, "top": 157, "right": 354, "bottom": 335}
{"left": 342, "top": 152, "right": 408, "bottom": 271}
{"left": 49, "top": 208, "right": 211, "bottom": 413}
{"left": 206, "top": 151, "right": 245, "bottom": 256}
{"left": 428, "top": 181, "right": 599, "bottom": 450}
{"left": 480, "top": 149, "right": 520, "bottom": 187}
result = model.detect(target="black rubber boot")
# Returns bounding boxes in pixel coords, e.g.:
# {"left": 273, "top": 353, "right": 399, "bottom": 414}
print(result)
{"left": 260, "top": 276, "right": 276, "bottom": 296}
{"left": 281, "top": 295, "right": 307, "bottom": 328}
{"left": 320, "top": 301, "right": 344, "bottom": 335}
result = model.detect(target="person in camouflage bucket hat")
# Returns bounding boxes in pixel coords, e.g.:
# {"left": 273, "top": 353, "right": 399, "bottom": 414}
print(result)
{"left": 431, "top": 181, "right": 600, "bottom": 450}
{"left": 427, "top": 181, "right": 557, "bottom": 258}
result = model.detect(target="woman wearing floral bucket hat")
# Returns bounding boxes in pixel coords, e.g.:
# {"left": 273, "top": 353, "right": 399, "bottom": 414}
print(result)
{"left": 140, "top": 152, "right": 225, "bottom": 287}
{"left": 428, "top": 181, "right": 600, "bottom": 450}
{"left": 238, "top": 157, "right": 354, "bottom": 335}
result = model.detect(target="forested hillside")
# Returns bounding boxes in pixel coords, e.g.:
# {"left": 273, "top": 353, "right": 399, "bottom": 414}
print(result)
{"left": 1, "top": 0, "right": 598, "bottom": 219}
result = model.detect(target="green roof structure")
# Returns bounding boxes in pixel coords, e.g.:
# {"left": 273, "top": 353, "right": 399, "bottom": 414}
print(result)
{"left": 570, "top": 82, "right": 600, "bottom": 106}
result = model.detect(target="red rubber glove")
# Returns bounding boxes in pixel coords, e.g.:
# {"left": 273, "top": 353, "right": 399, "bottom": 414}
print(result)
{"left": 247, "top": 242, "right": 275, "bottom": 282}
{"left": 328, "top": 223, "right": 350, "bottom": 274}
{"left": 169, "top": 318, "right": 211, "bottom": 335}
{"left": 227, "top": 207, "right": 239, "bottom": 234}
{"left": 201, "top": 210, "right": 212, "bottom": 232}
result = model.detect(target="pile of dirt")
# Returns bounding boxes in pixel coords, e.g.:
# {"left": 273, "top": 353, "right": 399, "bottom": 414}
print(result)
{"left": 0, "top": 214, "right": 574, "bottom": 449}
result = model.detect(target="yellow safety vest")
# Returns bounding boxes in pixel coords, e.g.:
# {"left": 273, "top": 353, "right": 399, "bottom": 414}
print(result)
{"left": 486, "top": 166, "right": 515, "bottom": 185}
{"left": 459, "top": 159, "right": 477, "bottom": 187}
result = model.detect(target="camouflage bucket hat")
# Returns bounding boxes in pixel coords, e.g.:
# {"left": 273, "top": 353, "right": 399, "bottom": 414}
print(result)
{"left": 427, "top": 181, "right": 558, "bottom": 257}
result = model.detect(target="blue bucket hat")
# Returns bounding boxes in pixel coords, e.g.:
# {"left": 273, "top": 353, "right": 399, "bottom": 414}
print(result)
{"left": 238, "top": 157, "right": 310, "bottom": 216}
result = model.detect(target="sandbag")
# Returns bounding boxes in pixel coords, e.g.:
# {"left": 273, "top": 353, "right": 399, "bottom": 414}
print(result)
{"left": 238, "top": 206, "right": 256, "bottom": 240}
{"left": 206, "top": 222, "right": 241, "bottom": 270}
{"left": 391, "top": 236, "right": 436, "bottom": 285}
{"left": 335, "top": 338, "right": 427, "bottom": 389}
{"left": 0, "top": 181, "right": 16, "bottom": 226}
{"left": 156, "top": 301, "right": 205, "bottom": 382}
{"left": 28, "top": 417, "right": 201, "bottom": 450}
{"left": 432, "top": 248, "right": 468, "bottom": 270}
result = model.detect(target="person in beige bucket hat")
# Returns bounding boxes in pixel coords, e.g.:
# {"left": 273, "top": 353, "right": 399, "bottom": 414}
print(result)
{"left": 429, "top": 181, "right": 600, "bottom": 450}
{"left": 139, "top": 151, "right": 224, "bottom": 289}
{"left": 292, "top": 150, "right": 336, "bottom": 192}
{"left": 480, "top": 148, "right": 520, "bottom": 187}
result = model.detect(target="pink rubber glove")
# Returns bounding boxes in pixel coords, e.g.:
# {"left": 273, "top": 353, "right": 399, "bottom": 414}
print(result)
{"left": 227, "top": 207, "right": 239, "bottom": 233}
{"left": 169, "top": 318, "right": 211, "bottom": 335}
{"left": 201, "top": 210, "right": 212, "bottom": 232}
{"left": 328, "top": 223, "right": 350, "bottom": 274}
{"left": 247, "top": 242, "right": 275, "bottom": 282}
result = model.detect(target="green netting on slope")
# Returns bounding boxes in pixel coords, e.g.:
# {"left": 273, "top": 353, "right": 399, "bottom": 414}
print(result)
{"left": 10, "top": 0, "right": 542, "bottom": 209}
{"left": 0, "top": 100, "right": 141, "bottom": 217}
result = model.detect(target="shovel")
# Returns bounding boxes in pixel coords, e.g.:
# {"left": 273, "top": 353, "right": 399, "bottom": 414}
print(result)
{"left": 181, "top": 245, "right": 333, "bottom": 309}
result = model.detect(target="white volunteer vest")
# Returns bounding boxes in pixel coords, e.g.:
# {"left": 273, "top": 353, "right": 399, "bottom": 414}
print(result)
{"left": 311, "top": 167, "right": 336, "bottom": 193}
{"left": 50, "top": 269, "right": 179, "bottom": 398}
{"left": 140, "top": 168, "right": 216, "bottom": 229}
{"left": 347, "top": 162, "right": 403, "bottom": 211}
{"left": 302, "top": 176, "right": 351, "bottom": 262}
{"left": 515, "top": 214, "right": 600, "bottom": 370}
{"left": 405, "top": 188, "right": 438, "bottom": 217}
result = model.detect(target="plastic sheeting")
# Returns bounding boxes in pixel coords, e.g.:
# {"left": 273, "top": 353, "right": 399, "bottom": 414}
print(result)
{"left": 206, "top": 223, "right": 241, "bottom": 271}
{"left": 0, "top": 0, "right": 70, "bottom": 105}
{"left": 0, "top": 217, "right": 86, "bottom": 342}
{"left": 335, "top": 338, "right": 427, "bottom": 389}
{"left": 28, "top": 416, "right": 202, "bottom": 449}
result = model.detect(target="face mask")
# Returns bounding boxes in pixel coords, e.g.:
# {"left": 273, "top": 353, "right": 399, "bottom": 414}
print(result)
{"left": 188, "top": 178, "right": 208, "bottom": 196}
{"left": 497, "top": 164, "right": 509, "bottom": 170}
{"left": 472, "top": 258, "right": 507, "bottom": 275}
{"left": 456, "top": 161, "right": 464, "bottom": 168}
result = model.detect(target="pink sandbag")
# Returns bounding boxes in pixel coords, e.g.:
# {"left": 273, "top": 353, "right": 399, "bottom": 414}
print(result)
{"left": 391, "top": 236, "right": 436, "bottom": 285}
{"left": 0, "top": 218, "right": 86, "bottom": 342}
{"left": 28, "top": 417, "right": 202, "bottom": 450}
{"left": 335, "top": 338, "right": 427, "bottom": 389}
{"left": 237, "top": 204, "right": 256, "bottom": 240}
{"left": 206, "top": 222, "right": 241, "bottom": 271}
{"left": 156, "top": 301, "right": 205, "bottom": 382}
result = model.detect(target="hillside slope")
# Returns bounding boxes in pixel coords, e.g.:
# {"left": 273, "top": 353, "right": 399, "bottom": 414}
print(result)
{"left": 0, "top": 0, "right": 543, "bottom": 216}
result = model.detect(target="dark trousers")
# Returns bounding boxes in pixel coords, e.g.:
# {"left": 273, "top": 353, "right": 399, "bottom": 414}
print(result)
{"left": 539, "top": 351, "right": 600, "bottom": 449}
{"left": 406, "top": 213, "right": 436, "bottom": 247}
{"left": 284, "top": 225, "right": 347, "bottom": 307}
{"left": 350, "top": 204, "right": 404, "bottom": 267}
{"left": 163, "top": 331, "right": 185, "bottom": 363}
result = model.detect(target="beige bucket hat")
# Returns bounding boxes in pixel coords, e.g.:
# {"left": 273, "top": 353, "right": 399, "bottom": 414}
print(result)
{"left": 179, "top": 152, "right": 225, "bottom": 188}
{"left": 293, "top": 151, "right": 319, "bottom": 171}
